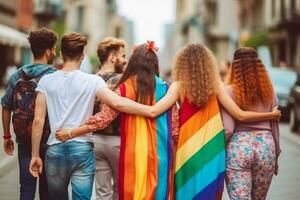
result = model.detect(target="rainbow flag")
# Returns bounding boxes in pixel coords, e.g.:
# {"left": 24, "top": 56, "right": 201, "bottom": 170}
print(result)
{"left": 175, "top": 96, "right": 225, "bottom": 200}
{"left": 118, "top": 76, "right": 173, "bottom": 200}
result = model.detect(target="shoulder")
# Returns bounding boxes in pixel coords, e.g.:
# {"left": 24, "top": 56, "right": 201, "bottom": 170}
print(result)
{"left": 224, "top": 84, "right": 234, "bottom": 96}
{"left": 89, "top": 73, "right": 104, "bottom": 82}
{"left": 39, "top": 71, "right": 59, "bottom": 83}
{"left": 107, "top": 74, "right": 121, "bottom": 86}
{"left": 87, "top": 73, "right": 107, "bottom": 88}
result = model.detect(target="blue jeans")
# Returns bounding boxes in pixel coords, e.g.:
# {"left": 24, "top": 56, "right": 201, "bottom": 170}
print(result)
{"left": 18, "top": 144, "right": 48, "bottom": 200}
{"left": 45, "top": 141, "right": 95, "bottom": 200}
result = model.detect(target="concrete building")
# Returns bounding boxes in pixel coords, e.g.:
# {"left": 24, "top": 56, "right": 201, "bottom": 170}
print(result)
{"left": 169, "top": 0, "right": 239, "bottom": 66}
{"left": 268, "top": 0, "right": 300, "bottom": 68}
{"left": 64, "top": 0, "right": 134, "bottom": 58}
{"left": 0, "top": 0, "right": 32, "bottom": 85}
{"left": 237, "top": 0, "right": 300, "bottom": 68}
{"left": 34, "top": 0, "right": 64, "bottom": 28}
{"left": 203, "top": 0, "right": 239, "bottom": 60}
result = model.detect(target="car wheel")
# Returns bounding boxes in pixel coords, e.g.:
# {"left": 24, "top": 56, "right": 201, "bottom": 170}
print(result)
{"left": 290, "top": 107, "right": 299, "bottom": 132}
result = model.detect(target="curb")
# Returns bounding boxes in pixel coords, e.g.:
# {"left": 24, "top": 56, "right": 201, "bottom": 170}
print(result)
{"left": 281, "top": 123, "right": 300, "bottom": 146}
{"left": 0, "top": 155, "right": 17, "bottom": 178}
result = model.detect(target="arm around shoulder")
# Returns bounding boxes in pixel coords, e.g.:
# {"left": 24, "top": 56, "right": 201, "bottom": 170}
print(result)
{"left": 217, "top": 84, "right": 280, "bottom": 122}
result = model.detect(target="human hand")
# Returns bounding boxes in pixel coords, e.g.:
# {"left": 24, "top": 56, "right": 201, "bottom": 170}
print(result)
{"left": 56, "top": 128, "right": 70, "bottom": 142}
{"left": 3, "top": 139, "right": 14, "bottom": 156}
{"left": 29, "top": 156, "right": 43, "bottom": 178}
{"left": 274, "top": 158, "right": 279, "bottom": 175}
{"left": 272, "top": 106, "right": 281, "bottom": 121}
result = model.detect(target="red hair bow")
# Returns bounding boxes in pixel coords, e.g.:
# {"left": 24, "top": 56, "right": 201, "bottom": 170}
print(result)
{"left": 146, "top": 40, "right": 159, "bottom": 53}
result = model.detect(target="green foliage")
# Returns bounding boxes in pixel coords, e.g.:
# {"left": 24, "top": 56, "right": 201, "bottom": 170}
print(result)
{"left": 49, "top": 20, "right": 66, "bottom": 56}
{"left": 244, "top": 31, "right": 270, "bottom": 48}
{"left": 90, "top": 55, "right": 100, "bottom": 73}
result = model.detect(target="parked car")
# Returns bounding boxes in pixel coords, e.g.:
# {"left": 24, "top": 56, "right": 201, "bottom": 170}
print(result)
{"left": 289, "top": 71, "right": 300, "bottom": 132}
{"left": 258, "top": 46, "right": 297, "bottom": 121}
{"left": 267, "top": 67, "right": 297, "bottom": 121}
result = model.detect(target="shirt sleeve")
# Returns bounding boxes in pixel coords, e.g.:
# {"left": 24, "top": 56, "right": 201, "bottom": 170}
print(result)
{"left": 85, "top": 89, "right": 121, "bottom": 131}
{"left": 94, "top": 76, "right": 108, "bottom": 94}
{"left": 35, "top": 76, "right": 47, "bottom": 95}
{"left": 270, "top": 96, "right": 281, "bottom": 157}
{"left": 1, "top": 71, "right": 19, "bottom": 110}
{"left": 171, "top": 103, "right": 180, "bottom": 145}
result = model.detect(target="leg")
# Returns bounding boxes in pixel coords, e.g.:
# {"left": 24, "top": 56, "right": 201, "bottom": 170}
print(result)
{"left": 106, "top": 136, "right": 120, "bottom": 200}
{"left": 93, "top": 135, "right": 113, "bottom": 200}
{"left": 18, "top": 144, "right": 37, "bottom": 200}
{"left": 225, "top": 132, "right": 253, "bottom": 200}
{"left": 69, "top": 142, "right": 95, "bottom": 200}
{"left": 251, "top": 131, "right": 276, "bottom": 200}
{"left": 39, "top": 147, "right": 49, "bottom": 200}
{"left": 45, "top": 144, "right": 70, "bottom": 200}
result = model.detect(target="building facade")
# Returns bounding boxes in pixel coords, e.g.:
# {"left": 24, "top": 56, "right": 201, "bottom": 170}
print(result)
{"left": 64, "top": 0, "right": 134, "bottom": 58}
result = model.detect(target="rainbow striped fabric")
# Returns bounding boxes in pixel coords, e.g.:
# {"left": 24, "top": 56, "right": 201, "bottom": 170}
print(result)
{"left": 175, "top": 96, "right": 225, "bottom": 200}
{"left": 118, "top": 76, "right": 173, "bottom": 200}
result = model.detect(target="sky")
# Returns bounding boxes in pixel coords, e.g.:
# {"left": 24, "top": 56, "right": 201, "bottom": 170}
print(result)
{"left": 117, "top": 0, "right": 175, "bottom": 48}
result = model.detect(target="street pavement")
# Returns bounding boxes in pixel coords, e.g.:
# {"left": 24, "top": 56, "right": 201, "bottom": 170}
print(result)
{"left": 0, "top": 123, "right": 300, "bottom": 200}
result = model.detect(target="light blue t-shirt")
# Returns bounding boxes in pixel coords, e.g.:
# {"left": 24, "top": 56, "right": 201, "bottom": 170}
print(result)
{"left": 36, "top": 70, "right": 107, "bottom": 145}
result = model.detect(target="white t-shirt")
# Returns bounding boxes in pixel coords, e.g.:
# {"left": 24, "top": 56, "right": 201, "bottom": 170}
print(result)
{"left": 36, "top": 70, "right": 107, "bottom": 145}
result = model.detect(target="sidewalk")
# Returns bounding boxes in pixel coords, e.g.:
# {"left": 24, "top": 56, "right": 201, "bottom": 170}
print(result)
{"left": 0, "top": 122, "right": 300, "bottom": 199}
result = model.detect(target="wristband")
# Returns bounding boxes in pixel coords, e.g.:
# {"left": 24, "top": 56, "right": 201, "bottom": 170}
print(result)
{"left": 68, "top": 129, "right": 73, "bottom": 139}
{"left": 3, "top": 134, "right": 12, "bottom": 139}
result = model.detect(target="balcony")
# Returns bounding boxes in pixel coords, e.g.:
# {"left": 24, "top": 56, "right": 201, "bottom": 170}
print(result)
{"left": 106, "top": 0, "right": 117, "bottom": 13}
{"left": 34, "top": 0, "right": 63, "bottom": 21}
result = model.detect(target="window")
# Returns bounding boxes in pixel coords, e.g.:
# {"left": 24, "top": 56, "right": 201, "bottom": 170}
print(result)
{"left": 271, "top": 0, "right": 276, "bottom": 18}
{"left": 76, "top": 6, "right": 84, "bottom": 32}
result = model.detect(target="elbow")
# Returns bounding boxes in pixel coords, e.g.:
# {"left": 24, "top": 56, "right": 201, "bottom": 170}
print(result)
{"left": 32, "top": 117, "right": 45, "bottom": 128}
{"left": 111, "top": 100, "right": 122, "bottom": 110}
{"left": 236, "top": 113, "right": 247, "bottom": 122}
{"left": 149, "top": 110, "right": 157, "bottom": 118}
{"left": 147, "top": 107, "right": 159, "bottom": 118}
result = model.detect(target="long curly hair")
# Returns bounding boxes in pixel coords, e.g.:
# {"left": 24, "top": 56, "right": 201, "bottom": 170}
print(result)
{"left": 173, "top": 44, "right": 220, "bottom": 107}
{"left": 227, "top": 47, "right": 274, "bottom": 110}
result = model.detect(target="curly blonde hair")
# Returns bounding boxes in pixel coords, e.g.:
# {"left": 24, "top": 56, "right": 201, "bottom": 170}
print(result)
{"left": 173, "top": 44, "right": 220, "bottom": 107}
{"left": 228, "top": 47, "right": 274, "bottom": 110}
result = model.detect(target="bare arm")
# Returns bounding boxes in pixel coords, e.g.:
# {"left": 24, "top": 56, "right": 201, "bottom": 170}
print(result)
{"left": 56, "top": 104, "right": 119, "bottom": 141}
{"left": 2, "top": 107, "right": 14, "bottom": 155}
{"left": 29, "top": 92, "right": 47, "bottom": 177}
{"left": 2, "top": 107, "right": 11, "bottom": 134}
{"left": 31, "top": 93, "right": 47, "bottom": 157}
{"left": 97, "top": 88, "right": 154, "bottom": 117}
{"left": 146, "top": 82, "right": 180, "bottom": 117}
{"left": 218, "top": 84, "right": 280, "bottom": 122}
{"left": 96, "top": 81, "right": 179, "bottom": 118}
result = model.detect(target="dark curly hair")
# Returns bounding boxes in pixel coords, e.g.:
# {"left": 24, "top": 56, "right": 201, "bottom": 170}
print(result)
{"left": 227, "top": 47, "right": 274, "bottom": 110}
{"left": 28, "top": 28, "right": 57, "bottom": 59}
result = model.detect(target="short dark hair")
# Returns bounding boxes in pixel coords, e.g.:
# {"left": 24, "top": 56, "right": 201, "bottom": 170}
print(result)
{"left": 28, "top": 28, "right": 57, "bottom": 59}
{"left": 61, "top": 32, "right": 87, "bottom": 61}
{"left": 97, "top": 37, "right": 126, "bottom": 64}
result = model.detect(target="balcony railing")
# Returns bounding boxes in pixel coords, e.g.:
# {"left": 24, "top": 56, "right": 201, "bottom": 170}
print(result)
{"left": 34, "top": 0, "right": 63, "bottom": 20}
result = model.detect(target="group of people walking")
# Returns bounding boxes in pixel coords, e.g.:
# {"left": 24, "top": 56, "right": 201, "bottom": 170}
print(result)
{"left": 2, "top": 28, "right": 281, "bottom": 200}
